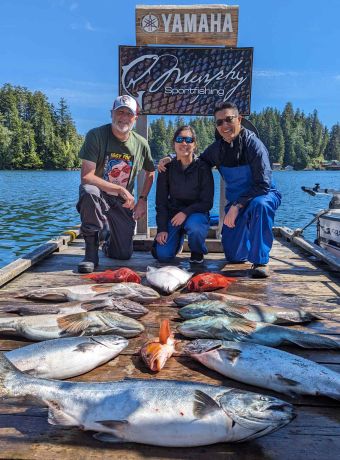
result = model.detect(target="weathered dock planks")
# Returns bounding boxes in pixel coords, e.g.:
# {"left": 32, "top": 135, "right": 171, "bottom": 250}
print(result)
{"left": 0, "top": 232, "right": 339, "bottom": 459}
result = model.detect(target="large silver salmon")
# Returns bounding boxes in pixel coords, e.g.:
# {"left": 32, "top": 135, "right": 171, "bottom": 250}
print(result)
{"left": 185, "top": 339, "right": 340, "bottom": 400}
{"left": 0, "top": 311, "right": 144, "bottom": 340}
{"left": 0, "top": 354, "right": 294, "bottom": 446}
{"left": 6, "top": 335, "right": 128, "bottom": 379}
{"left": 178, "top": 316, "right": 340, "bottom": 348}
{"left": 178, "top": 300, "right": 316, "bottom": 324}
{"left": 19, "top": 283, "right": 160, "bottom": 303}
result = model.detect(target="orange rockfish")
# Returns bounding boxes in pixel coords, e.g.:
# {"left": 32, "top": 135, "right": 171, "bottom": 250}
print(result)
{"left": 140, "top": 319, "right": 176, "bottom": 372}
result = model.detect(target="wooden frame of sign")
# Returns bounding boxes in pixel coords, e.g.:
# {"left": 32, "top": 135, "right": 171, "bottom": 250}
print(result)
{"left": 136, "top": 5, "right": 238, "bottom": 46}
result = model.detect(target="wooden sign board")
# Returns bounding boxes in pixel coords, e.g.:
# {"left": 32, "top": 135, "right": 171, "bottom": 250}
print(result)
{"left": 136, "top": 5, "right": 238, "bottom": 46}
{"left": 119, "top": 46, "right": 253, "bottom": 116}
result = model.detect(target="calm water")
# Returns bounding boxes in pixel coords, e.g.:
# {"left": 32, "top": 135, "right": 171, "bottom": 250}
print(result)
{"left": 0, "top": 170, "right": 338, "bottom": 268}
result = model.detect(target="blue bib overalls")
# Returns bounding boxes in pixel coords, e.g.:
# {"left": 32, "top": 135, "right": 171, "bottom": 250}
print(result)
{"left": 220, "top": 164, "right": 281, "bottom": 264}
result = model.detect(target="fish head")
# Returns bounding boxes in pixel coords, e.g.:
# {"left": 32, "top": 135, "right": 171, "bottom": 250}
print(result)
{"left": 177, "top": 316, "right": 218, "bottom": 338}
{"left": 100, "top": 312, "right": 145, "bottom": 337}
{"left": 179, "top": 305, "right": 205, "bottom": 319}
{"left": 179, "top": 300, "right": 225, "bottom": 319}
{"left": 174, "top": 293, "right": 208, "bottom": 306}
{"left": 219, "top": 389, "right": 295, "bottom": 439}
{"left": 183, "top": 339, "right": 223, "bottom": 355}
{"left": 89, "top": 335, "right": 129, "bottom": 351}
{"left": 140, "top": 341, "right": 173, "bottom": 372}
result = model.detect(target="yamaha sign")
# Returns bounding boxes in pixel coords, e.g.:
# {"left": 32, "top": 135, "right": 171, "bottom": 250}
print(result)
{"left": 136, "top": 5, "right": 239, "bottom": 46}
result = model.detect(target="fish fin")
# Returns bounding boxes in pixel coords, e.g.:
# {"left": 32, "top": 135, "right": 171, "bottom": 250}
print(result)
{"left": 57, "top": 314, "right": 91, "bottom": 334}
{"left": 222, "top": 305, "right": 250, "bottom": 317}
{"left": 73, "top": 342, "right": 98, "bottom": 352}
{"left": 46, "top": 400, "right": 78, "bottom": 426}
{"left": 96, "top": 420, "right": 129, "bottom": 431}
{"left": 275, "top": 374, "right": 300, "bottom": 387}
{"left": 159, "top": 319, "right": 171, "bottom": 345}
{"left": 193, "top": 390, "right": 221, "bottom": 419}
{"left": 93, "top": 432, "right": 125, "bottom": 443}
{"left": 221, "top": 348, "right": 242, "bottom": 364}
{"left": 221, "top": 319, "right": 257, "bottom": 341}
{"left": 23, "top": 368, "right": 38, "bottom": 376}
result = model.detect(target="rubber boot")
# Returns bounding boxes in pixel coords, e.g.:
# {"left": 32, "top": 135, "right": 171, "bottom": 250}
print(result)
{"left": 78, "top": 234, "right": 99, "bottom": 273}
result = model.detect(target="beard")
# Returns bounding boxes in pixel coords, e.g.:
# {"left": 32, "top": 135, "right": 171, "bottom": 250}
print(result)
{"left": 112, "top": 119, "right": 134, "bottom": 134}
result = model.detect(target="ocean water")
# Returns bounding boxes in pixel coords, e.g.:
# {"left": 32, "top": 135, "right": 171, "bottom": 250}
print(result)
{"left": 0, "top": 170, "right": 338, "bottom": 268}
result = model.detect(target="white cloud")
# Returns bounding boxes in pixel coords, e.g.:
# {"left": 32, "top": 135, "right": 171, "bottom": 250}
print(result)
{"left": 70, "top": 2, "right": 78, "bottom": 11}
{"left": 254, "top": 69, "right": 300, "bottom": 78}
{"left": 335, "top": 75, "right": 340, "bottom": 81}
{"left": 70, "top": 20, "right": 96, "bottom": 32}
{"left": 85, "top": 21, "right": 95, "bottom": 32}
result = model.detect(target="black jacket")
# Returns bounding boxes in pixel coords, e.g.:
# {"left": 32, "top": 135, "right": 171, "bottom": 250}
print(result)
{"left": 156, "top": 157, "right": 214, "bottom": 233}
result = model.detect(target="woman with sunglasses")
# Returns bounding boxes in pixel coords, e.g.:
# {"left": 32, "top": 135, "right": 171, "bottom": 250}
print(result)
{"left": 152, "top": 125, "right": 214, "bottom": 264}
{"left": 158, "top": 103, "right": 281, "bottom": 278}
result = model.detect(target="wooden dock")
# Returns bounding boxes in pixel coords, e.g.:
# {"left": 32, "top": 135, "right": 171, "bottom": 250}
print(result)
{"left": 0, "top": 232, "right": 339, "bottom": 459}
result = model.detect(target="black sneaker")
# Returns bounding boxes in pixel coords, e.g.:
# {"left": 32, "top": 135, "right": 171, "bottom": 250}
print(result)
{"left": 251, "top": 264, "right": 270, "bottom": 278}
{"left": 190, "top": 252, "right": 204, "bottom": 264}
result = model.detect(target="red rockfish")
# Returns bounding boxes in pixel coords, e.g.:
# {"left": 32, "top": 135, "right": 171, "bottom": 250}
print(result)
{"left": 187, "top": 273, "right": 236, "bottom": 292}
{"left": 82, "top": 268, "right": 141, "bottom": 284}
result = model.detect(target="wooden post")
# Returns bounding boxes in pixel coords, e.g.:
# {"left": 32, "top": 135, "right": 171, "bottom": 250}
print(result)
{"left": 135, "top": 115, "right": 149, "bottom": 236}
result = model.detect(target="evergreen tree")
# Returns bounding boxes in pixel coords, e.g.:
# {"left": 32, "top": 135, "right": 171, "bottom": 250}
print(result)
{"left": 325, "top": 123, "right": 340, "bottom": 161}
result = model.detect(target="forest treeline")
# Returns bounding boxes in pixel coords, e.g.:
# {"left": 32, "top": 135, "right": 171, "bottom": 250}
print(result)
{"left": 0, "top": 83, "right": 339, "bottom": 170}
{"left": 149, "top": 104, "right": 340, "bottom": 168}
{"left": 0, "top": 84, "right": 82, "bottom": 169}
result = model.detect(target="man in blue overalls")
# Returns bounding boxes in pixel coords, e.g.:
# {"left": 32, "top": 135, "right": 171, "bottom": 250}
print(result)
{"left": 200, "top": 102, "right": 282, "bottom": 278}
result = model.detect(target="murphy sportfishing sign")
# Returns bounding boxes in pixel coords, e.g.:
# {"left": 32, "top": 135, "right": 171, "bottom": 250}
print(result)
{"left": 136, "top": 5, "right": 238, "bottom": 46}
{"left": 119, "top": 46, "right": 253, "bottom": 116}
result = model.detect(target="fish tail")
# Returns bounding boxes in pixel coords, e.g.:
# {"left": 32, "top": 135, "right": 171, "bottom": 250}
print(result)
{"left": 159, "top": 319, "right": 171, "bottom": 345}
{"left": 0, "top": 353, "right": 24, "bottom": 398}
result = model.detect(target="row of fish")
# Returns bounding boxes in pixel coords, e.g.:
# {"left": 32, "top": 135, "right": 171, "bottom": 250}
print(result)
{"left": 0, "top": 265, "right": 338, "bottom": 446}
{"left": 79, "top": 266, "right": 237, "bottom": 295}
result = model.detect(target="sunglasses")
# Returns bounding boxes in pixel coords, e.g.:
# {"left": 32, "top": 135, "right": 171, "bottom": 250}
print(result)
{"left": 175, "top": 136, "right": 195, "bottom": 144}
{"left": 215, "top": 115, "right": 238, "bottom": 126}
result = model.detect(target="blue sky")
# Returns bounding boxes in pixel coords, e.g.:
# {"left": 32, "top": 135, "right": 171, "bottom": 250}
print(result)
{"left": 1, "top": 0, "right": 339, "bottom": 134}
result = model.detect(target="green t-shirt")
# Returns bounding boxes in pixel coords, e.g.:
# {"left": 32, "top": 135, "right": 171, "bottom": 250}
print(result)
{"left": 79, "top": 124, "right": 155, "bottom": 194}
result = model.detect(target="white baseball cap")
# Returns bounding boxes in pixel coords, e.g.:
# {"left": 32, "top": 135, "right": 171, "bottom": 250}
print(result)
{"left": 112, "top": 95, "right": 138, "bottom": 116}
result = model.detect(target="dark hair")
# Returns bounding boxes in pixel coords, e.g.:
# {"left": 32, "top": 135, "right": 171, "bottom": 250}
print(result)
{"left": 213, "top": 102, "right": 239, "bottom": 116}
{"left": 172, "top": 125, "right": 197, "bottom": 145}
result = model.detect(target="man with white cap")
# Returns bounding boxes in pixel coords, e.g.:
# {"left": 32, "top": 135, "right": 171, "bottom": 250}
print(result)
{"left": 76, "top": 94, "right": 155, "bottom": 273}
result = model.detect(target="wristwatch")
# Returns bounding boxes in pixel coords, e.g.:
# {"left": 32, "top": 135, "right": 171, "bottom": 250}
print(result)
{"left": 139, "top": 195, "right": 147, "bottom": 201}
{"left": 232, "top": 201, "right": 243, "bottom": 209}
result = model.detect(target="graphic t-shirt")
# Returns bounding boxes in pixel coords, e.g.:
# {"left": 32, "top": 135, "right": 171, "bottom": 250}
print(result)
{"left": 103, "top": 152, "right": 133, "bottom": 189}
{"left": 78, "top": 124, "right": 155, "bottom": 194}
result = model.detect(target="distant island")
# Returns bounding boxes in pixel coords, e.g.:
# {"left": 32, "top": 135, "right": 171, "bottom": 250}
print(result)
{"left": 0, "top": 83, "right": 339, "bottom": 170}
